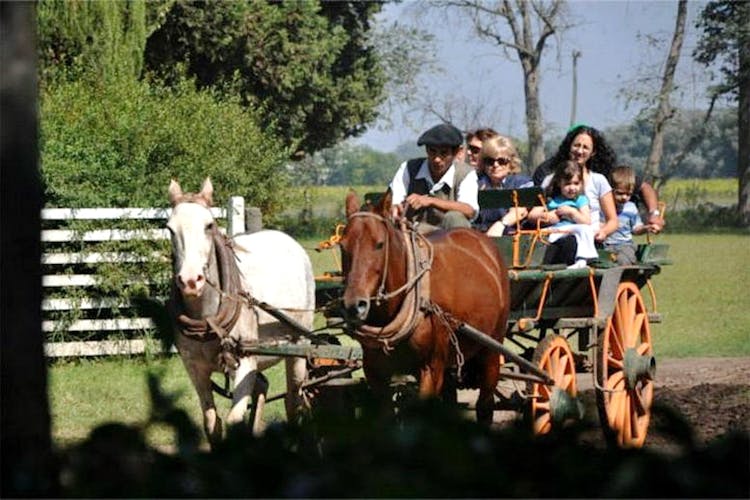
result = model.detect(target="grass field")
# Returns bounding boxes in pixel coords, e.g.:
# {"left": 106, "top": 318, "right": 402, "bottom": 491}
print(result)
{"left": 48, "top": 229, "right": 749, "bottom": 451}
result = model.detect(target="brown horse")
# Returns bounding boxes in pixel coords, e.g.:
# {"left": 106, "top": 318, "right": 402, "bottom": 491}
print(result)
{"left": 340, "top": 190, "right": 510, "bottom": 423}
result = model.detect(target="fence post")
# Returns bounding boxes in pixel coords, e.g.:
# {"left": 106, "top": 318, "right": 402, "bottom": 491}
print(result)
{"left": 246, "top": 206, "right": 263, "bottom": 233}
{"left": 227, "top": 196, "right": 245, "bottom": 236}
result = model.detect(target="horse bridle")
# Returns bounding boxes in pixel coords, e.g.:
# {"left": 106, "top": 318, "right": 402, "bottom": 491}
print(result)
{"left": 344, "top": 212, "right": 434, "bottom": 351}
{"left": 168, "top": 226, "right": 243, "bottom": 354}
{"left": 346, "top": 212, "right": 433, "bottom": 303}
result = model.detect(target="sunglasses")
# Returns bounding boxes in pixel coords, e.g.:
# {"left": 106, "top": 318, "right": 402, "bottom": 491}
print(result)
{"left": 483, "top": 156, "right": 511, "bottom": 167}
{"left": 468, "top": 145, "right": 482, "bottom": 155}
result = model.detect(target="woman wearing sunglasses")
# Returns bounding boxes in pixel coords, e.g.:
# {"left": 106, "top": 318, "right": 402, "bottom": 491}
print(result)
{"left": 473, "top": 135, "right": 533, "bottom": 236}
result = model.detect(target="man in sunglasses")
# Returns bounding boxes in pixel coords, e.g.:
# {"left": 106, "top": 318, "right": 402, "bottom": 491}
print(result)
{"left": 389, "top": 123, "right": 478, "bottom": 233}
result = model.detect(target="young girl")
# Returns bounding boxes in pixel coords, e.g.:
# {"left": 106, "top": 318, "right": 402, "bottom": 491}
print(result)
{"left": 529, "top": 161, "right": 598, "bottom": 268}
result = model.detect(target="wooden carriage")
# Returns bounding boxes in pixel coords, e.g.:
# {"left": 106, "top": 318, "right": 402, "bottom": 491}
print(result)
{"left": 233, "top": 188, "right": 671, "bottom": 449}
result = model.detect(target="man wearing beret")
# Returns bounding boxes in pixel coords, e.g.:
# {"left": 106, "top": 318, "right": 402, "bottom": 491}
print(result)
{"left": 389, "top": 123, "right": 478, "bottom": 233}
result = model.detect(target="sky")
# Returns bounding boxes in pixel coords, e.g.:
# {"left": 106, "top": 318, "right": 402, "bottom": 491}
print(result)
{"left": 354, "top": 0, "right": 711, "bottom": 153}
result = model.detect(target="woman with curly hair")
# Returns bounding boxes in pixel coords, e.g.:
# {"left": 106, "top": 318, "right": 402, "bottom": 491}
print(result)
{"left": 532, "top": 124, "right": 664, "bottom": 237}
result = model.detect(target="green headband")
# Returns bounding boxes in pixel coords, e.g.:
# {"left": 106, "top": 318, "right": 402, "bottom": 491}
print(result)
{"left": 567, "top": 122, "right": 589, "bottom": 134}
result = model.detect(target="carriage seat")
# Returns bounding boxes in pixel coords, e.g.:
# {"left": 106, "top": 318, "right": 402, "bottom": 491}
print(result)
{"left": 477, "top": 187, "right": 551, "bottom": 269}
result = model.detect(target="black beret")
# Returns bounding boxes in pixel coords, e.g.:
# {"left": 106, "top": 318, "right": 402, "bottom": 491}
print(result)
{"left": 416, "top": 123, "right": 463, "bottom": 148}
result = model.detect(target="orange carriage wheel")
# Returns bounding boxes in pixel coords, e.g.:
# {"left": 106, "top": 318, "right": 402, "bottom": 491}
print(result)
{"left": 596, "top": 282, "right": 655, "bottom": 448}
{"left": 529, "top": 334, "right": 579, "bottom": 435}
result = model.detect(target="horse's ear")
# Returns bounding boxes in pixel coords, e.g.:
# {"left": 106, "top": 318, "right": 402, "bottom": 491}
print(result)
{"left": 345, "top": 190, "right": 360, "bottom": 218}
{"left": 168, "top": 179, "right": 182, "bottom": 207}
{"left": 375, "top": 189, "right": 393, "bottom": 218}
{"left": 199, "top": 177, "right": 214, "bottom": 206}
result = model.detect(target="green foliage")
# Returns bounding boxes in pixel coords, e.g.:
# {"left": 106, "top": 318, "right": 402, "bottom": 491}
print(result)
{"left": 694, "top": 0, "right": 750, "bottom": 99}
{"left": 37, "top": 0, "right": 147, "bottom": 86}
{"left": 606, "top": 108, "right": 738, "bottom": 179}
{"left": 40, "top": 76, "right": 290, "bottom": 212}
{"left": 288, "top": 142, "right": 399, "bottom": 187}
{"left": 144, "top": 0, "right": 387, "bottom": 156}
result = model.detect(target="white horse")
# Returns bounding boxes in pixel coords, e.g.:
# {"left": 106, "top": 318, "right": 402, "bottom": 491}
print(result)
{"left": 166, "top": 178, "right": 314, "bottom": 447}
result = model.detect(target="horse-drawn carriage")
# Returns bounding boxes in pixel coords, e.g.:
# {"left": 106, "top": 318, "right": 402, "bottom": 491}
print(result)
{"left": 167, "top": 179, "right": 671, "bottom": 449}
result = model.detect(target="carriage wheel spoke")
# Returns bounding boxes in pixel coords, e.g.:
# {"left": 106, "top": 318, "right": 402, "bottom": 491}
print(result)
{"left": 607, "top": 354, "right": 624, "bottom": 370}
{"left": 562, "top": 373, "right": 574, "bottom": 390}
{"left": 636, "top": 340, "right": 651, "bottom": 356}
{"left": 632, "top": 386, "right": 647, "bottom": 417}
{"left": 612, "top": 392, "right": 625, "bottom": 429}
{"left": 534, "top": 413, "right": 551, "bottom": 434}
{"left": 632, "top": 313, "right": 645, "bottom": 344}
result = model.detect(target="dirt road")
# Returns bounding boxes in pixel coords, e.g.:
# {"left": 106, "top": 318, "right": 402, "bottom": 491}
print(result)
{"left": 465, "top": 357, "right": 750, "bottom": 447}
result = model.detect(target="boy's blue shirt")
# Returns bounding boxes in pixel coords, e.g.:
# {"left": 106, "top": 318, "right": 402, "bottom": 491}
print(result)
{"left": 605, "top": 200, "right": 643, "bottom": 245}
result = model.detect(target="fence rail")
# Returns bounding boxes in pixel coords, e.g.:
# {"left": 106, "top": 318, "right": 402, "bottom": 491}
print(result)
{"left": 42, "top": 197, "right": 246, "bottom": 357}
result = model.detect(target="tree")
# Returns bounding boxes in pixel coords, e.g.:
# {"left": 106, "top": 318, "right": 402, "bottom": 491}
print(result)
{"left": 144, "top": 1, "right": 388, "bottom": 158}
{"left": 439, "top": 0, "right": 570, "bottom": 167}
{"left": 694, "top": 0, "right": 750, "bottom": 226}
{"left": 644, "top": 0, "right": 687, "bottom": 182}
{"left": 37, "top": 0, "right": 148, "bottom": 86}
{"left": 1, "top": 3, "right": 57, "bottom": 496}
{"left": 608, "top": 108, "right": 738, "bottom": 179}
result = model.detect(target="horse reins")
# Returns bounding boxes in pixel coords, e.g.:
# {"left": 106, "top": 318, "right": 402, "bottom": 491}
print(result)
{"left": 345, "top": 212, "right": 434, "bottom": 351}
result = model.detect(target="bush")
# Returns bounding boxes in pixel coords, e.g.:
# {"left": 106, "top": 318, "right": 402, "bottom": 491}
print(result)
{"left": 40, "top": 75, "right": 291, "bottom": 215}
{"left": 666, "top": 203, "right": 744, "bottom": 232}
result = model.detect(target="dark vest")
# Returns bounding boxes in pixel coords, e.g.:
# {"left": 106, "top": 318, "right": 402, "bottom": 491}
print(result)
{"left": 404, "top": 158, "right": 473, "bottom": 226}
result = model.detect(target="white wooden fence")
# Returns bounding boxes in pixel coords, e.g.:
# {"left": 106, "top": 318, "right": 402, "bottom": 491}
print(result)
{"left": 42, "top": 197, "right": 247, "bottom": 357}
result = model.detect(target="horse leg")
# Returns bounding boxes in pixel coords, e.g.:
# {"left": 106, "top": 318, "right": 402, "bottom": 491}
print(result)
{"left": 227, "top": 356, "right": 257, "bottom": 430}
{"left": 181, "top": 358, "right": 223, "bottom": 447}
{"left": 418, "top": 360, "right": 444, "bottom": 398}
{"left": 476, "top": 351, "right": 501, "bottom": 426}
{"left": 284, "top": 355, "right": 308, "bottom": 423}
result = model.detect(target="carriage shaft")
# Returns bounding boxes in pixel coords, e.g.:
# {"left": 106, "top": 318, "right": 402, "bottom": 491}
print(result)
{"left": 457, "top": 323, "right": 555, "bottom": 386}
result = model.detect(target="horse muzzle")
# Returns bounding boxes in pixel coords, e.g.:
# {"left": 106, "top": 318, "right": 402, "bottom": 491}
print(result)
{"left": 343, "top": 296, "right": 370, "bottom": 324}
{"left": 177, "top": 273, "right": 205, "bottom": 297}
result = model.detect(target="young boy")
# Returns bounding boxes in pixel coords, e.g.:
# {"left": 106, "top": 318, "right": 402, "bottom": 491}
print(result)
{"left": 604, "top": 165, "right": 652, "bottom": 265}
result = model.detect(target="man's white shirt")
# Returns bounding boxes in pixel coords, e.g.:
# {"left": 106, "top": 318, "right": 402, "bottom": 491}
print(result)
{"left": 389, "top": 159, "right": 479, "bottom": 217}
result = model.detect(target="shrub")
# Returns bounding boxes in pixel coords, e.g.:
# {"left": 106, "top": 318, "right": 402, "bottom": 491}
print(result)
{"left": 40, "top": 75, "right": 290, "bottom": 214}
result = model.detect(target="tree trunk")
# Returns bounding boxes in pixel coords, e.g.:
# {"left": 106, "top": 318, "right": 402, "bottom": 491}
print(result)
{"left": 645, "top": 0, "right": 687, "bottom": 182}
{"left": 523, "top": 57, "right": 545, "bottom": 168}
{"left": 0, "top": 3, "right": 57, "bottom": 496}
{"left": 738, "top": 13, "right": 750, "bottom": 227}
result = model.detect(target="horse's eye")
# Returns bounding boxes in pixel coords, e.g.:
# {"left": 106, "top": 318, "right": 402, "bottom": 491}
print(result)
{"left": 375, "top": 241, "right": 384, "bottom": 250}
{"left": 205, "top": 222, "right": 215, "bottom": 232}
